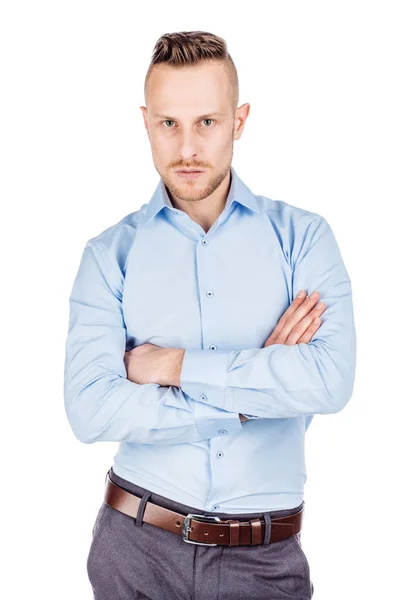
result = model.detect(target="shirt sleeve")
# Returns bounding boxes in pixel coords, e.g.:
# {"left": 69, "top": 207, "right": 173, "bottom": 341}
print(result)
{"left": 64, "top": 240, "right": 242, "bottom": 444}
{"left": 179, "top": 215, "right": 357, "bottom": 419}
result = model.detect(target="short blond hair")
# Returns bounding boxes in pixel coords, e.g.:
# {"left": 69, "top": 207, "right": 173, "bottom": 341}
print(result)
{"left": 144, "top": 31, "right": 239, "bottom": 112}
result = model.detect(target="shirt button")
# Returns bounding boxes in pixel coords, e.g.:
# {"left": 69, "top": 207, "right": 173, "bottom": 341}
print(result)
{"left": 217, "top": 451, "right": 224, "bottom": 459}
{"left": 200, "top": 394, "right": 208, "bottom": 402}
{"left": 206, "top": 290, "right": 214, "bottom": 298}
{"left": 212, "top": 504, "right": 220, "bottom": 511}
{"left": 201, "top": 238, "right": 209, "bottom": 245}
{"left": 218, "top": 429, "right": 227, "bottom": 435}
{"left": 209, "top": 344, "right": 217, "bottom": 350}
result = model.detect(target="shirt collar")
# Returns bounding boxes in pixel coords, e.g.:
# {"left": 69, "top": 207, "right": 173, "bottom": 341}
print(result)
{"left": 143, "top": 165, "right": 260, "bottom": 224}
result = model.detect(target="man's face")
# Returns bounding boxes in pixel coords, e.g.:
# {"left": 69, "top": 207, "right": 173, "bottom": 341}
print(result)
{"left": 140, "top": 62, "right": 248, "bottom": 204}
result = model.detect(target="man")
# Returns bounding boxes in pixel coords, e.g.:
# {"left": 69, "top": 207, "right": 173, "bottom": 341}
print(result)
{"left": 64, "top": 30, "right": 356, "bottom": 599}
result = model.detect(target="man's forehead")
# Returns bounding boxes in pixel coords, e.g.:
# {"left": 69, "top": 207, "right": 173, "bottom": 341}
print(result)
{"left": 151, "top": 110, "right": 226, "bottom": 119}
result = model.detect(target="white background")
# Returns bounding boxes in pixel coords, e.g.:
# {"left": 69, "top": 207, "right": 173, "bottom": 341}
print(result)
{"left": 1, "top": 1, "right": 399, "bottom": 598}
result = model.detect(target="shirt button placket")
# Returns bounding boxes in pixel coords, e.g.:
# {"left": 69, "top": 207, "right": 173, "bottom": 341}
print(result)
{"left": 200, "top": 236, "right": 217, "bottom": 403}
{"left": 198, "top": 233, "right": 226, "bottom": 514}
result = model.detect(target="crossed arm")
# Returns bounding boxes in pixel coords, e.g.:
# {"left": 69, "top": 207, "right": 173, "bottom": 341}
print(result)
{"left": 64, "top": 215, "right": 356, "bottom": 444}
{"left": 123, "top": 289, "right": 327, "bottom": 420}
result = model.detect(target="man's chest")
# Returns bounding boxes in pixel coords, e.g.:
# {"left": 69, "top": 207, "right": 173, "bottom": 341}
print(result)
{"left": 122, "top": 215, "right": 293, "bottom": 351}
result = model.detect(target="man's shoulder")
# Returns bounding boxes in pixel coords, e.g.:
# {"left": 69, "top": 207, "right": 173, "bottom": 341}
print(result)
{"left": 256, "top": 195, "right": 336, "bottom": 268}
{"left": 86, "top": 205, "right": 146, "bottom": 275}
{"left": 88, "top": 208, "right": 140, "bottom": 247}
{"left": 257, "top": 194, "right": 324, "bottom": 229}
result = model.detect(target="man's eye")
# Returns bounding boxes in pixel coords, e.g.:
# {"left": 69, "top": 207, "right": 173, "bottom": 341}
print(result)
{"left": 161, "top": 119, "right": 215, "bottom": 128}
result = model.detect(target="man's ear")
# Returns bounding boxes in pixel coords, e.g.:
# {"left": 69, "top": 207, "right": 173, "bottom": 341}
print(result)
{"left": 139, "top": 106, "right": 149, "bottom": 135}
{"left": 234, "top": 103, "right": 250, "bottom": 141}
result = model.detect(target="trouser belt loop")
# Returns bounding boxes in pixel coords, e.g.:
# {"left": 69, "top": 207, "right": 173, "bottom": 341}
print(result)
{"left": 135, "top": 491, "right": 151, "bottom": 527}
{"left": 104, "top": 468, "right": 111, "bottom": 486}
{"left": 249, "top": 518, "right": 263, "bottom": 545}
{"left": 226, "top": 519, "right": 240, "bottom": 546}
{"left": 262, "top": 513, "right": 272, "bottom": 546}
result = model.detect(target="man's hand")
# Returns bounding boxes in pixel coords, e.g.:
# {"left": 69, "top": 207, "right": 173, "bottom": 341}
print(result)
{"left": 124, "top": 343, "right": 184, "bottom": 387}
{"left": 125, "top": 291, "right": 325, "bottom": 421}
{"left": 125, "top": 346, "right": 250, "bottom": 424}
{"left": 240, "top": 290, "right": 326, "bottom": 422}
{"left": 264, "top": 290, "right": 326, "bottom": 347}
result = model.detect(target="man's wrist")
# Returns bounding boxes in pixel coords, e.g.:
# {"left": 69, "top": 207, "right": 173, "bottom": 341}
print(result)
{"left": 164, "top": 348, "right": 185, "bottom": 388}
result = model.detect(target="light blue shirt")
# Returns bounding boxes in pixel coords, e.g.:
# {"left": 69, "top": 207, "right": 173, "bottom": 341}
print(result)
{"left": 64, "top": 166, "right": 356, "bottom": 512}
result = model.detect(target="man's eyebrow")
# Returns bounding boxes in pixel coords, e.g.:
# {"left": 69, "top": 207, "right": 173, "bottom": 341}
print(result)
{"left": 152, "top": 112, "right": 225, "bottom": 120}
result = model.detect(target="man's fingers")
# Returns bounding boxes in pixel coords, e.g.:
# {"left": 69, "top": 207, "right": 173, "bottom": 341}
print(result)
{"left": 277, "top": 296, "right": 325, "bottom": 344}
{"left": 296, "top": 318, "right": 322, "bottom": 344}
{"left": 271, "top": 290, "right": 310, "bottom": 339}
{"left": 281, "top": 291, "right": 320, "bottom": 330}
{"left": 263, "top": 290, "right": 325, "bottom": 347}
{"left": 285, "top": 303, "right": 326, "bottom": 344}
{"left": 272, "top": 290, "right": 321, "bottom": 339}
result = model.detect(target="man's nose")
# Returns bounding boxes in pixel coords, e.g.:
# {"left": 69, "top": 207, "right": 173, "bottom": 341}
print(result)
{"left": 176, "top": 130, "right": 201, "bottom": 161}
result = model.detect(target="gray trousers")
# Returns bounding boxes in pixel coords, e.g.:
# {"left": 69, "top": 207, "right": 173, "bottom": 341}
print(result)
{"left": 87, "top": 467, "right": 314, "bottom": 599}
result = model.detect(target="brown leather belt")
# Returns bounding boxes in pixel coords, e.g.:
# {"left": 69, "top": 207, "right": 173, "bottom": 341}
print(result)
{"left": 104, "top": 473, "right": 304, "bottom": 547}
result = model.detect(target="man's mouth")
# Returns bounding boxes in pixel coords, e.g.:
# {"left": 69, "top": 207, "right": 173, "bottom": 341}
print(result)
{"left": 175, "top": 169, "right": 205, "bottom": 179}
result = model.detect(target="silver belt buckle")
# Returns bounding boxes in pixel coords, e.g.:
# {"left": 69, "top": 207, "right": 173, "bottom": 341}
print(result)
{"left": 182, "top": 513, "right": 222, "bottom": 546}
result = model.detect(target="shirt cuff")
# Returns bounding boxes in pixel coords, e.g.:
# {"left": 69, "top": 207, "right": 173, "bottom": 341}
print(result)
{"left": 179, "top": 348, "right": 232, "bottom": 411}
{"left": 194, "top": 399, "right": 242, "bottom": 439}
